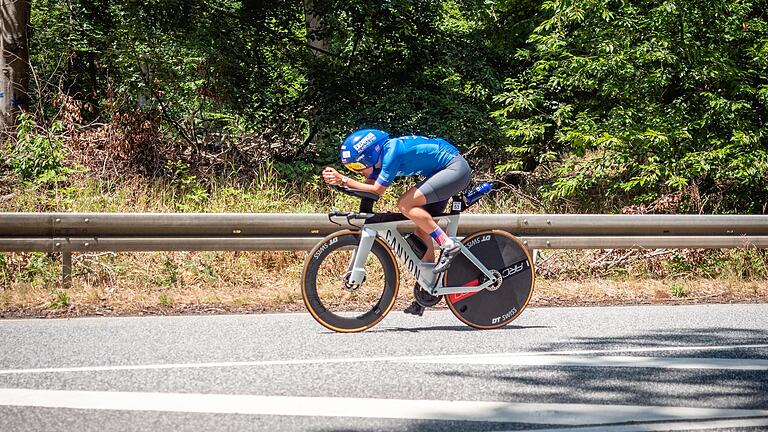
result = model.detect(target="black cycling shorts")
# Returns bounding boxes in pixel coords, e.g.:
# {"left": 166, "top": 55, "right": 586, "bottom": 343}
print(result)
{"left": 417, "top": 155, "right": 472, "bottom": 215}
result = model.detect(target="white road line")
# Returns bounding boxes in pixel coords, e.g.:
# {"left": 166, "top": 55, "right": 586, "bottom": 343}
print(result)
{"left": 0, "top": 343, "right": 766, "bottom": 375}
{"left": 503, "top": 417, "right": 768, "bottom": 432}
{"left": 1, "top": 388, "right": 767, "bottom": 426}
{"left": 404, "top": 354, "right": 768, "bottom": 370}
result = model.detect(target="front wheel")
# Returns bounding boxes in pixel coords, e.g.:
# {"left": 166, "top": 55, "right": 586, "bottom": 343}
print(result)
{"left": 301, "top": 230, "right": 400, "bottom": 332}
{"left": 443, "top": 230, "right": 534, "bottom": 329}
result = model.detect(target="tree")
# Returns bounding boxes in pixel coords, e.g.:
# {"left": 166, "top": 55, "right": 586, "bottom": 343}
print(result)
{"left": 27, "top": 0, "right": 526, "bottom": 174}
{"left": 1, "top": 0, "right": 31, "bottom": 129}
{"left": 494, "top": 0, "right": 768, "bottom": 212}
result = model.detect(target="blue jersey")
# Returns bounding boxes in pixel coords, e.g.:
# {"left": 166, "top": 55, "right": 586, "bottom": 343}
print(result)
{"left": 368, "top": 136, "right": 459, "bottom": 187}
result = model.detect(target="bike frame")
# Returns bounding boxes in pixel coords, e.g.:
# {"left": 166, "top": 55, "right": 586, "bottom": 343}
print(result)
{"left": 344, "top": 214, "right": 498, "bottom": 296}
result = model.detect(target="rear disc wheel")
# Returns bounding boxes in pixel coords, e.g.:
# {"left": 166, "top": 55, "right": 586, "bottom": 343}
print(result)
{"left": 443, "top": 230, "right": 534, "bottom": 329}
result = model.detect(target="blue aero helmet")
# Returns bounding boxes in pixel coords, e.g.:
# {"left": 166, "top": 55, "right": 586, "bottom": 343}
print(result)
{"left": 340, "top": 129, "right": 389, "bottom": 172}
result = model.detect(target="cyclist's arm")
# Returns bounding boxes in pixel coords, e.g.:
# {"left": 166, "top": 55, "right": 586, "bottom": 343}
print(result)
{"left": 344, "top": 177, "right": 387, "bottom": 196}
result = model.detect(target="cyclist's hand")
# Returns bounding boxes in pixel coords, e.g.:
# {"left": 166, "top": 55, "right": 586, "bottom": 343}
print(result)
{"left": 322, "top": 167, "right": 342, "bottom": 186}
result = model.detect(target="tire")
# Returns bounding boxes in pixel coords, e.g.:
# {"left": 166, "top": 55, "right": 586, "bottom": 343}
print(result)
{"left": 443, "top": 230, "right": 534, "bottom": 329}
{"left": 301, "top": 230, "right": 400, "bottom": 332}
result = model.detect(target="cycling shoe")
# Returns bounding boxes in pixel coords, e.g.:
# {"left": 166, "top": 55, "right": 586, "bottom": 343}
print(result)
{"left": 404, "top": 300, "right": 425, "bottom": 316}
{"left": 432, "top": 242, "right": 461, "bottom": 274}
{"left": 414, "top": 283, "right": 442, "bottom": 307}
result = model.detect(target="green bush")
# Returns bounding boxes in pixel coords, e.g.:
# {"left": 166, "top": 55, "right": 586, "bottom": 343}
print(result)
{"left": 8, "top": 113, "right": 73, "bottom": 185}
{"left": 166, "top": 161, "right": 209, "bottom": 207}
{"left": 21, "top": 253, "right": 59, "bottom": 284}
{"left": 48, "top": 291, "right": 70, "bottom": 310}
{"left": 494, "top": 0, "right": 768, "bottom": 213}
{"left": 22, "top": 0, "right": 768, "bottom": 213}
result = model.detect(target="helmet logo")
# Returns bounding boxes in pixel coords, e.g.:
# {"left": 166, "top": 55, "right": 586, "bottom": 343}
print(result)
{"left": 342, "top": 150, "right": 351, "bottom": 159}
{"left": 353, "top": 132, "right": 378, "bottom": 152}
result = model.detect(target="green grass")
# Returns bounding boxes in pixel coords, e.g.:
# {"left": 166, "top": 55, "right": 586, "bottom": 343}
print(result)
{"left": 670, "top": 283, "right": 687, "bottom": 298}
{"left": 158, "top": 293, "right": 173, "bottom": 307}
{"left": 48, "top": 290, "right": 70, "bottom": 310}
{"left": 0, "top": 163, "right": 544, "bottom": 215}
{"left": 1, "top": 167, "right": 333, "bottom": 213}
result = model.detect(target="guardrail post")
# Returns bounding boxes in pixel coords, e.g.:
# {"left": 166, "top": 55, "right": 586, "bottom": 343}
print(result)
{"left": 521, "top": 239, "right": 537, "bottom": 266}
{"left": 61, "top": 251, "right": 72, "bottom": 288}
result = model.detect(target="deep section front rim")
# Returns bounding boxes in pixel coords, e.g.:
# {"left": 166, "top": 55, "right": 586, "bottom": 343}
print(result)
{"left": 301, "top": 230, "right": 399, "bottom": 332}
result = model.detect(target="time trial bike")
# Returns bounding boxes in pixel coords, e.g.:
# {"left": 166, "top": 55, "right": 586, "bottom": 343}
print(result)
{"left": 300, "top": 184, "right": 535, "bottom": 332}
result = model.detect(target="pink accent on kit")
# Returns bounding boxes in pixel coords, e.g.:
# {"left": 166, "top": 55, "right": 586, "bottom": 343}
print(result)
{"left": 430, "top": 227, "right": 450, "bottom": 246}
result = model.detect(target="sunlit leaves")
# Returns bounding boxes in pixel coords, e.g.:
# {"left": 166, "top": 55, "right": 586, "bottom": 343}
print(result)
{"left": 493, "top": 0, "right": 768, "bottom": 212}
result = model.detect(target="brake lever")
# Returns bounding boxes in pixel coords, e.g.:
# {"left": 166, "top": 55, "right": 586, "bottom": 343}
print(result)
{"left": 328, "top": 209, "right": 345, "bottom": 226}
{"left": 346, "top": 214, "right": 364, "bottom": 228}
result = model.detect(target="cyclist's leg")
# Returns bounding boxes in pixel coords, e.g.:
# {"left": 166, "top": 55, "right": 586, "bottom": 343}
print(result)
{"left": 397, "top": 188, "right": 438, "bottom": 243}
{"left": 401, "top": 156, "right": 471, "bottom": 314}
{"left": 414, "top": 200, "right": 450, "bottom": 263}
{"left": 414, "top": 227, "right": 434, "bottom": 262}
{"left": 414, "top": 156, "right": 472, "bottom": 272}
{"left": 399, "top": 194, "right": 444, "bottom": 316}
{"left": 397, "top": 155, "right": 471, "bottom": 239}
{"left": 402, "top": 199, "right": 453, "bottom": 315}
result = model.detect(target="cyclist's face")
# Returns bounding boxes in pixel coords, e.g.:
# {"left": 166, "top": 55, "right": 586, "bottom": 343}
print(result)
{"left": 345, "top": 162, "right": 374, "bottom": 177}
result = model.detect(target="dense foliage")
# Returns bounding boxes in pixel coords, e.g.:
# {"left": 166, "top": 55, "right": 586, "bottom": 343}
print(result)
{"left": 28, "top": 0, "right": 523, "bottom": 169}
{"left": 493, "top": 0, "right": 768, "bottom": 212}
{"left": 17, "top": 0, "right": 768, "bottom": 213}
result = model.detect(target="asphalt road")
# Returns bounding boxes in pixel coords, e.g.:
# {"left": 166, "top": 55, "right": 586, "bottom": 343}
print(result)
{"left": 1, "top": 304, "right": 767, "bottom": 431}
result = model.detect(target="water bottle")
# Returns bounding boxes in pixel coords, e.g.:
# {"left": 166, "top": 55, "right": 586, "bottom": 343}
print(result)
{"left": 465, "top": 182, "right": 493, "bottom": 205}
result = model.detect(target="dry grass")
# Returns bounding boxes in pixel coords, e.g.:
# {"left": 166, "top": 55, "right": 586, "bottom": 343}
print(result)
{"left": 1, "top": 251, "right": 305, "bottom": 317}
{"left": 532, "top": 278, "right": 768, "bottom": 307}
{"left": 1, "top": 249, "right": 766, "bottom": 319}
{"left": 1, "top": 175, "right": 766, "bottom": 319}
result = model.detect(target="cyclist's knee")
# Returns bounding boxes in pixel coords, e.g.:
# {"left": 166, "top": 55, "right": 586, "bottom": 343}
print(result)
{"left": 397, "top": 196, "right": 414, "bottom": 214}
{"left": 398, "top": 187, "right": 426, "bottom": 211}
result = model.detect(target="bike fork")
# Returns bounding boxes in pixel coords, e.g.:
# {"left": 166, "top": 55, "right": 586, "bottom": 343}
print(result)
{"left": 346, "top": 227, "right": 376, "bottom": 286}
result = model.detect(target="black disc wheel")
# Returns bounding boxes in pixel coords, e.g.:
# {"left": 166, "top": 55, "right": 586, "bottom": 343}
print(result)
{"left": 301, "top": 230, "right": 400, "bottom": 332}
{"left": 443, "top": 230, "right": 534, "bottom": 329}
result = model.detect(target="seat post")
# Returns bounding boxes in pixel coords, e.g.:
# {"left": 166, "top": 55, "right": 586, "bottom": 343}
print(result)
{"left": 359, "top": 198, "right": 375, "bottom": 213}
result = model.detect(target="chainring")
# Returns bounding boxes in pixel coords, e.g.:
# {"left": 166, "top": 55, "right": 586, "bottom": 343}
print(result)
{"left": 413, "top": 284, "right": 443, "bottom": 307}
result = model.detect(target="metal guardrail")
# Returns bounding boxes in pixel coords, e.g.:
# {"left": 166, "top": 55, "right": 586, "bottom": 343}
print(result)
{"left": 1, "top": 213, "right": 767, "bottom": 286}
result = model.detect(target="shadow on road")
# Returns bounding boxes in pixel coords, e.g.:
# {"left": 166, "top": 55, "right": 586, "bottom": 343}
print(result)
{"left": 431, "top": 327, "right": 768, "bottom": 409}
{"left": 366, "top": 324, "right": 554, "bottom": 333}
{"left": 532, "top": 326, "right": 768, "bottom": 353}
{"left": 312, "top": 327, "right": 768, "bottom": 432}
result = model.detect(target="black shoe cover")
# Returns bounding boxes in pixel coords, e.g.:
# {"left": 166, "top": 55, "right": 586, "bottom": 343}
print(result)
{"left": 404, "top": 300, "right": 425, "bottom": 316}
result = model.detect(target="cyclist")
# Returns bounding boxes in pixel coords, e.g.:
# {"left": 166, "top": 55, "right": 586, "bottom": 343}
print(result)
{"left": 322, "top": 129, "right": 472, "bottom": 316}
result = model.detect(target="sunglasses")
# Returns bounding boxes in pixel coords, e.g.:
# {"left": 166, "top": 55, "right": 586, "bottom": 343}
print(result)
{"left": 344, "top": 162, "right": 367, "bottom": 172}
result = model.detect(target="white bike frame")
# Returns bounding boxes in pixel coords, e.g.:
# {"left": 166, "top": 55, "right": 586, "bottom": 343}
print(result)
{"left": 345, "top": 214, "right": 499, "bottom": 296}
